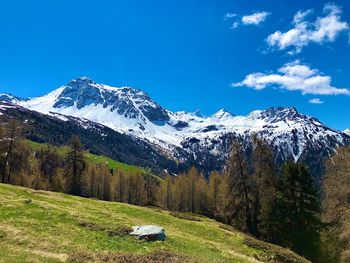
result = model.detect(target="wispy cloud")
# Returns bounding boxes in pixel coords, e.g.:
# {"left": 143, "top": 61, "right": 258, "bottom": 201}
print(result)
{"left": 230, "top": 22, "right": 240, "bottom": 29}
{"left": 224, "top": 13, "right": 237, "bottom": 20}
{"left": 224, "top": 11, "right": 270, "bottom": 29}
{"left": 267, "top": 3, "right": 349, "bottom": 54}
{"left": 309, "top": 98, "right": 324, "bottom": 104}
{"left": 233, "top": 60, "right": 350, "bottom": 95}
{"left": 242, "top": 11, "right": 270, "bottom": 25}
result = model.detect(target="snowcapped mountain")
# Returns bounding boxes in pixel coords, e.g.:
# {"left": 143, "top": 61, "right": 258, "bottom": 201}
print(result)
{"left": 1, "top": 77, "right": 349, "bottom": 176}
{"left": 343, "top": 129, "right": 350, "bottom": 136}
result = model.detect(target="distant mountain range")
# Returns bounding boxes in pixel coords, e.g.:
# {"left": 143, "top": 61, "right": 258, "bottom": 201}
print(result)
{"left": 1, "top": 77, "right": 349, "bottom": 177}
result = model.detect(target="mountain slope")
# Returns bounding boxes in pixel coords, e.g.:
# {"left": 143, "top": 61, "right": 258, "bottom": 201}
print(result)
{"left": 0, "top": 183, "right": 309, "bottom": 263}
{"left": 26, "top": 140, "right": 155, "bottom": 177}
{"left": 1, "top": 77, "right": 349, "bottom": 176}
{"left": 0, "top": 101, "right": 186, "bottom": 174}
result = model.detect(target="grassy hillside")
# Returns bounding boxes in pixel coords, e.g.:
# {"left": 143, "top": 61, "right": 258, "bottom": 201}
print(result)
{"left": 0, "top": 183, "right": 308, "bottom": 263}
{"left": 26, "top": 140, "right": 155, "bottom": 177}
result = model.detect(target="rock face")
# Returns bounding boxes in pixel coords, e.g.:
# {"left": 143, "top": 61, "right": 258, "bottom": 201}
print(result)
{"left": 1, "top": 77, "right": 349, "bottom": 177}
{"left": 52, "top": 77, "right": 169, "bottom": 122}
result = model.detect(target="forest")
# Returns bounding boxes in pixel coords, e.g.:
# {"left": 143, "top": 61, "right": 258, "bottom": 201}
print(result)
{"left": 0, "top": 120, "right": 348, "bottom": 263}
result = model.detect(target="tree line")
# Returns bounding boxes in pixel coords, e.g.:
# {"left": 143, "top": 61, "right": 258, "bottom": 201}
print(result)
{"left": 0, "top": 121, "right": 158, "bottom": 206}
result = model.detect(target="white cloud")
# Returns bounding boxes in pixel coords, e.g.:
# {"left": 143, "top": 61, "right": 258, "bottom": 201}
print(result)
{"left": 309, "top": 98, "right": 324, "bottom": 104}
{"left": 293, "top": 9, "right": 313, "bottom": 24}
{"left": 225, "top": 11, "right": 270, "bottom": 29}
{"left": 230, "top": 22, "right": 240, "bottom": 29}
{"left": 267, "top": 3, "right": 348, "bottom": 54}
{"left": 233, "top": 60, "right": 350, "bottom": 95}
{"left": 242, "top": 11, "right": 270, "bottom": 25}
{"left": 224, "top": 13, "right": 237, "bottom": 20}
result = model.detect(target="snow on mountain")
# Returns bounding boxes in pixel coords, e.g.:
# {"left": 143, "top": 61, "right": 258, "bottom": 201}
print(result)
{"left": 2, "top": 77, "right": 349, "bottom": 175}
{"left": 343, "top": 129, "right": 350, "bottom": 136}
{"left": 211, "top": 109, "right": 235, "bottom": 120}
{"left": 0, "top": 93, "right": 25, "bottom": 104}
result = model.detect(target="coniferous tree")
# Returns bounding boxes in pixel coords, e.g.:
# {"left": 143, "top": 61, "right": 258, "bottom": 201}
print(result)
{"left": 188, "top": 166, "right": 200, "bottom": 213}
{"left": 101, "top": 165, "right": 112, "bottom": 201}
{"left": 174, "top": 172, "right": 187, "bottom": 212}
{"left": 143, "top": 174, "right": 158, "bottom": 206}
{"left": 195, "top": 172, "right": 208, "bottom": 214}
{"left": 114, "top": 170, "right": 124, "bottom": 202}
{"left": 207, "top": 171, "right": 222, "bottom": 217}
{"left": 215, "top": 174, "right": 232, "bottom": 224}
{"left": 250, "top": 135, "right": 277, "bottom": 237}
{"left": 158, "top": 173, "right": 174, "bottom": 210}
{"left": 6, "top": 140, "right": 31, "bottom": 185}
{"left": 80, "top": 163, "right": 93, "bottom": 197}
{"left": 37, "top": 145, "right": 62, "bottom": 190}
{"left": 89, "top": 165, "right": 99, "bottom": 198}
{"left": 0, "top": 120, "right": 22, "bottom": 183}
{"left": 225, "top": 142, "right": 252, "bottom": 232}
{"left": 270, "top": 161, "right": 321, "bottom": 261}
{"left": 64, "top": 135, "right": 86, "bottom": 196}
{"left": 0, "top": 126, "right": 4, "bottom": 176}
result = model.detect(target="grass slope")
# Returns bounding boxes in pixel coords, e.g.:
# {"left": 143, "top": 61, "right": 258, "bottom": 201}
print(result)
{"left": 0, "top": 183, "right": 309, "bottom": 263}
{"left": 26, "top": 140, "right": 154, "bottom": 176}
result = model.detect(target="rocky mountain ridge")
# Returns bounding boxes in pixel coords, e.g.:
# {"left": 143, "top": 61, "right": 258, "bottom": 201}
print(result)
{"left": 1, "top": 77, "right": 349, "bottom": 176}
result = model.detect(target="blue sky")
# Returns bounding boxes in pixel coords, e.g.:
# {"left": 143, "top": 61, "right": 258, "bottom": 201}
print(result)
{"left": 0, "top": 0, "right": 350, "bottom": 130}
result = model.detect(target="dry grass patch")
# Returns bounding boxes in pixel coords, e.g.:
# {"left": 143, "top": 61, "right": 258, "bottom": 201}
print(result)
{"left": 69, "top": 250, "right": 197, "bottom": 263}
{"left": 28, "top": 250, "right": 68, "bottom": 262}
{"left": 77, "top": 220, "right": 132, "bottom": 237}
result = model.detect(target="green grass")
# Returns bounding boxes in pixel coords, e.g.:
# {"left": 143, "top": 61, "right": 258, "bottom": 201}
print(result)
{"left": 0, "top": 183, "right": 309, "bottom": 263}
{"left": 26, "top": 140, "right": 155, "bottom": 177}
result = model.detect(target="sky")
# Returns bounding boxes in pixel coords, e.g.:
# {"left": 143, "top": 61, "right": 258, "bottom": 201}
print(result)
{"left": 0, "top": 0, "right": 350, "bottom": 130}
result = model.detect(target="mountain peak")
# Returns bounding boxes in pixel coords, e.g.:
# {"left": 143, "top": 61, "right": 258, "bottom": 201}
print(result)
{"left": 247, "top": 106, "right": 303, "bottom": 124}
{"left": 343, "top": 129, "right": 350, "bottom": 136}
{"left": 192, "top": 109, "right": 203, "bottom": 118}
{"left": 265, "top": 106, "right": 298, "bottom": 114}
{"left": 262, "top": 106, "right": 299, "bottom": 118}
{"left": 0, "top": 93, "right": 14, "bottom": 103}
{"left": 0, "top": 93, "right": 25, "bottom": 104}
{"left": 48, "top": 78, "right": 170, "bottom": 123}
{"left": 67, "top": 76, "right": 96, "bottom": 87}
{"left": 212, "top": 109, "right": 234, "bottom": 119}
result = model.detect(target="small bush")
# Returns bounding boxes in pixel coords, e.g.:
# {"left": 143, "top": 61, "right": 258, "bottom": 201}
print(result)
{"left": 107, "top": 226, "right": 132, "bottom": 237}
{"left": 169, "top": 212, "right": 201, "bottom": 221}
{"left": 0, "top": 230, "right": 7, "bottom": 239}
{"left": 24, "top": 198, "right": 32, "bottom": 204}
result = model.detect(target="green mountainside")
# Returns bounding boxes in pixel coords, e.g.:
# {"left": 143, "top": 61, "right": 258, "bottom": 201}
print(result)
{"left": 0, "top": 183, "right": 308, "bottom": 263}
